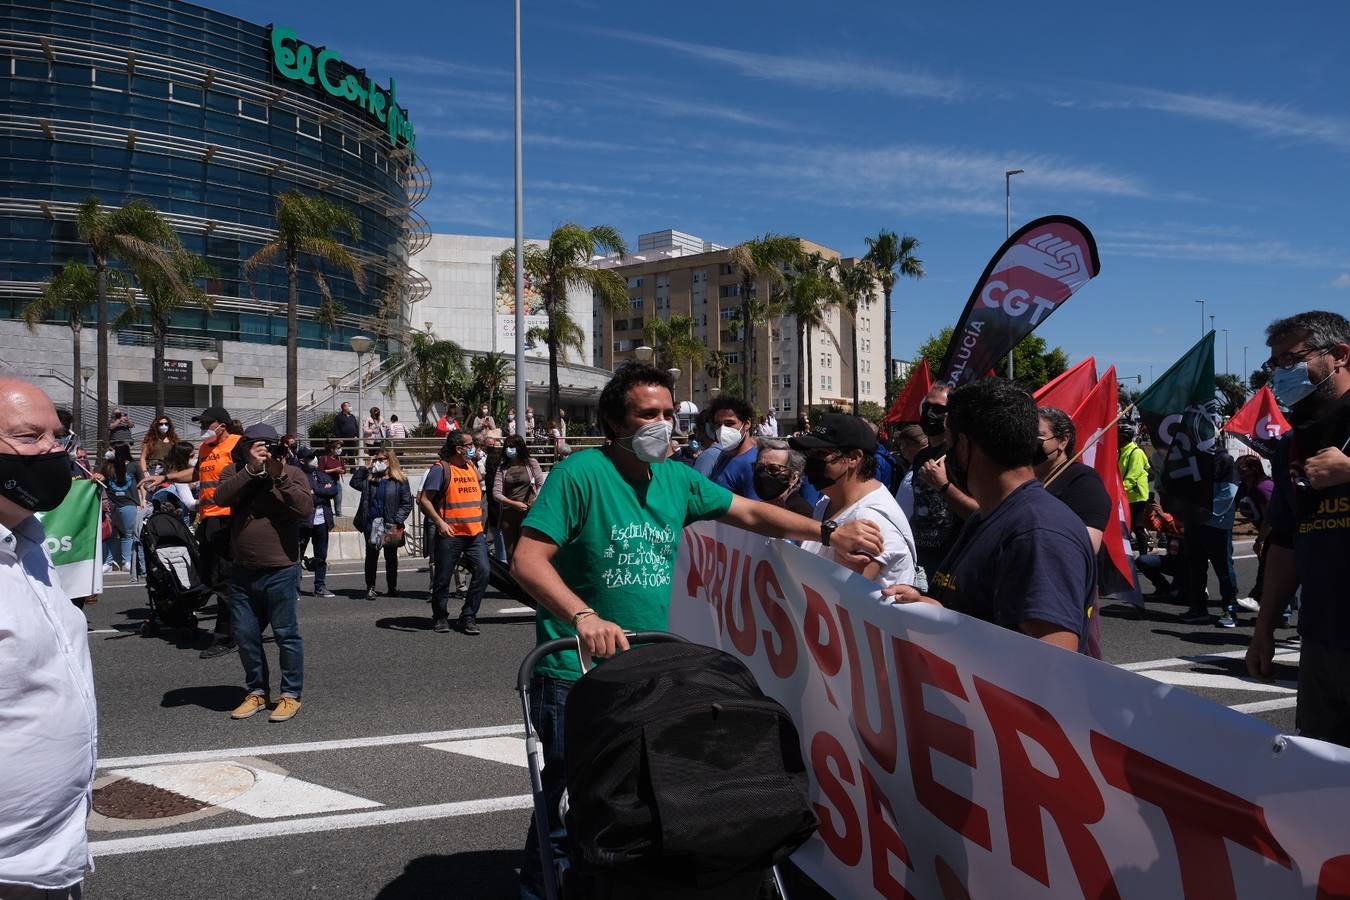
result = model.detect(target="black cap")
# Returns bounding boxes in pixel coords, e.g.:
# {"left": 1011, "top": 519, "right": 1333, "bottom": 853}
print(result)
{"left": 193, "top": 405, "right": 232, "bottom": 427}
{"left": 296, "top": 445, "right": 318, "bottom": 462}
{"left": 789, "top": 414, "right": 878, "bottom": 453}
{"left": 242, "top": 422, "right": 281, "bottom": 444}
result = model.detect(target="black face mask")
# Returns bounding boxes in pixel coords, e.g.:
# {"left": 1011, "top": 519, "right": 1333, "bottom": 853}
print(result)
{"left": 946, "top": 439, "right": 970, "bottom": 495}
{"left": 920, "top": 411, "right": 947, "bottom": 437}
{"left": 753, "top": 470, "right": 791, "bottom": 501}
{"left": 804, "top": 456, "right": 837, "bottom": 491}
{"left": 1033, "top": 442, "right": 1059, "bottom": 466}
{"left": 0, "top": 450, "right": 74, "bottom": 512}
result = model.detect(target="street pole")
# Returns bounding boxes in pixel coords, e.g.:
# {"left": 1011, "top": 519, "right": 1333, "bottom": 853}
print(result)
{"left": 1004, "top": 168, "right": 1024, "bottom": 380}
{"left": 1195, "top": 299, "right": 1205, "bottom": 337}
{"left": 513, "top": 0, "right": 527, "bottom": 434}
{"left": 1220, "top": 329, "right": 1230, "bottom": 375}
{"left": 1243, "top": 346, "right": 1249, "bottom": 383}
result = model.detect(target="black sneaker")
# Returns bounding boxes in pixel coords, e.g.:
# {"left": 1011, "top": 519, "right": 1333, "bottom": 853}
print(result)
{"left": 458, "top": 616, "right": 481, "bottom": 636}
{"left": 1178, "top": 609, "right": 1212, "bottom": 625}
{"left": 199, "top": 639, "right": 237, "bottom": 659}
{"left": 433, "top": 618, "right": 451, "bottom": 634}
{"left": 365, "top": 588, "right": 377, "bottom": 601}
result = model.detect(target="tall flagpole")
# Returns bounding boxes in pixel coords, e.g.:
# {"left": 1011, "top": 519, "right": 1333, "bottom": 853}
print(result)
{"left": 513, "top": 0, "right": 527, "bottom": 433}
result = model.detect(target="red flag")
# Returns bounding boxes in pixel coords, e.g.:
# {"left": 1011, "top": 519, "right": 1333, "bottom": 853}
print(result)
{"left": 1034, "top": 357, "right": 1098, "bottom": 414}
{"left": 1223, "top": 386, "right": 1291, "bottom": 457}
{"left": 1069, "top": 367, "right": 1134, "bottom": 588}
{"left": 884, "top": 359, "right": 932, "bottom": 424}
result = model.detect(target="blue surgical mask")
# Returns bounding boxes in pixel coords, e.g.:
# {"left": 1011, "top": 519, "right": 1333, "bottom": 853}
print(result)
{"left": 465, "top": 446, "right": 478, "bottom": 461}
{"left": 1271, "top": 360, "right": 1330, "bottom": 408}
{"left": 504, "top": 447, "right": 518, "bottom": 459}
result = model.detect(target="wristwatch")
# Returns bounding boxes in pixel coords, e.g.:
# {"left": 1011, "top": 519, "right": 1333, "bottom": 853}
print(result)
{"left": 820, "top": 519, "right": 839, "bottom": 547}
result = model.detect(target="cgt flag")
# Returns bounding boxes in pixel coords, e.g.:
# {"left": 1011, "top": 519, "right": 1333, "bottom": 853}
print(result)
{"left": 883, "top": 358, "right": 932, "bottom": 424}
{"left": 1033, "top": 356, "right": 1098, "bottom": 413}
{"left": 1224, "top": 385, "right": 1291, "bottom": 458}
{"left": 1136, "top": 332, "right": 1219, "bottom": 513}
{"left": 938, "top": 215, "right": 1101, "bottom": 388}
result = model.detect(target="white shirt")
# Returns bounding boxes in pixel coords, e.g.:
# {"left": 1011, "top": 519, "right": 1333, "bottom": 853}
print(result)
{"left": 173, "top": 482, "right": 197, "bottom": 513}
{"left": 760, "top": 417, "right": 779, "bottom": 438}
{"left": 0, "top": 518, "right": 97, "bottom": 889}
{"left": 801, "top": 484, "right": 917, "bottom": 589}
{"left": 386, "top": 422, "right": 408, "bottom": 439}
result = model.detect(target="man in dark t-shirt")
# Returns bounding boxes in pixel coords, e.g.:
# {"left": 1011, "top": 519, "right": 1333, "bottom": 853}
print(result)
{"left": 909, "top": 383, "right": 979, "bottom": 579}
{"left": 886, "top": 379, "right": 1095, "bottom": 652}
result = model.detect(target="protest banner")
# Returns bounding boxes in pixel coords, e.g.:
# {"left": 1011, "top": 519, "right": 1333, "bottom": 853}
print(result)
{"left": 1225, "top": 385, "right": 1292, "bottom": 458}
{"left": 34, "top": 478, "right": 104, "bottom": 599}
{"left": 937, "top": 216, "right": 1100, "bottom": 389}
{"left": 670, "top": 520, "right": 1350, "bottom": 900}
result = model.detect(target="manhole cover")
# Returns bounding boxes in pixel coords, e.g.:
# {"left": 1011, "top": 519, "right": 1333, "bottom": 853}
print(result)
{"left": 94, "top": 778, "right": 210, "bottom": 819}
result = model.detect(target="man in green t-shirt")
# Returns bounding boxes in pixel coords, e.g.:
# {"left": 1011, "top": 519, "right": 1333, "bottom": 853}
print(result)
{"left": 513, "top": 363, "right": 883, "bottom": 899}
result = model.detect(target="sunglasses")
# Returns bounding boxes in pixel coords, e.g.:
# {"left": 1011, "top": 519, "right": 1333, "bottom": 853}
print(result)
{"left": 920, "top": 402, "right": 947, "bottom": 415}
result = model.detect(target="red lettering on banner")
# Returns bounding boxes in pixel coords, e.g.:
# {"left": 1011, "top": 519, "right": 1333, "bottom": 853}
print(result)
{"left": 1318, "top": 855, "right": 1350, "bottom": 900}
{"left": 837, "top": 605, "right": 899, "bottom": 773}
{"left": 893, "top": 638, "right": 991, "bottom": 851}
{"left": 710, "top": 540, "right": 730, "bottom": 631}
{"left": 810, "top": 731, "right": 863, "bottom": 866}
{"left": 725, "top": 547, "right": 757, "bottom": 655}
{"left": 804, "top": 583, "right": 842, "bottom": 708}
{"left": 1090, "top": 731, "right": 1291, "bottom": 899}
{"left": 861, "top": 763, "right": 917, "bottom": 899}
{"left": 974, "top": 677, "right": 1120, "bottom": 900}
{"left": 684, "top": 532, "right": 709, "bottom": 598}
{"left": 934, "top": 855, "right": 973, "bottom": 900}
{"left": 754, "top": 560, "right": 798, "bottom": 679}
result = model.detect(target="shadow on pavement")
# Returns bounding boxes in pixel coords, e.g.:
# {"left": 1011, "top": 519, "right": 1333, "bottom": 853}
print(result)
{"left": 1152, "top": 629, "right": 1251, "bottom": 647}
{"left": 1101, "top": 606, "right": 1186, "bottom": 625}
{"left": 374, "top": 849, "right": 520, "bottom": 899}
{"left": 161, "top": 684, "right": 246, "bottom": 712}
{"left": 376, "top": 616, "right": 434, "bottom": 632}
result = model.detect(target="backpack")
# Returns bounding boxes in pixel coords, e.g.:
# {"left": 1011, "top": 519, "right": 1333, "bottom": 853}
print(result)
{"left": 563, "top": 642, "right": 817, "bottom": 889}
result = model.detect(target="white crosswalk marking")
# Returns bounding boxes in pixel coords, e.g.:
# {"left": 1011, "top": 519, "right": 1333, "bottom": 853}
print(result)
{"left": 1136, "top": 669, "right": 1298, "bottom": 695}
{"left": 113, "top": 762, "right": 382, "bottom": 818}
{"left": 425, "top": 736, "right": 528, "bottom": 767}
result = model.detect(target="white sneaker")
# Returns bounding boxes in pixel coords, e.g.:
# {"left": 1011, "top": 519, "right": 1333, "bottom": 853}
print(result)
{"left": 1236, "top": 597, "right": 1260, "bottom": 613}
{"left": 102, "top": 562, "right": 113, "bottom": 573}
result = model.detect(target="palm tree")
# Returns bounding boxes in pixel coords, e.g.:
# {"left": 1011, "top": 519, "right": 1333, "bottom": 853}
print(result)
{"left": 22, "top": 261, "right": 129, "bottom": 437}
{"left": 863, "top": 230, "right": 925, "bottom": 409}
{"left": 498, "top": 223, "right": 629, "bottom": 421}
{"left": 645, "top": 313, "right": 707, "bottom": 387}
{"left": 728, "top": 234, "right": 804, "bottom": 407}
{"left": 784, "top": 254, "right": 845, "bottom": 427}
{"left": 76, "top": 197, "right": 185, "bottom": 446}
{"left": 704, "top": 350, "right": 732, "bottom": 390}
{"left": 245, "top": 191, "right": 367, "bottom": 437}
{"left": 470, "top": 351, "right": 514, "bottom": 420}
{"left": 837, "top": 261, "right": 877, "bottom": 413}
{"left": 126, "top": 252, "right": 216, "bottom": 416}
{"left": 386, "top": 331, "right": 470, "bottom": 426}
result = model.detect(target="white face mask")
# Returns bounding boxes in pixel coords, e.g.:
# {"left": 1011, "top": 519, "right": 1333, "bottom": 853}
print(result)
{"left": 188, "top": 455, "right": 199, "bottom": 467}
{"left": 104, "top": 450, "right": 115, "bottom": 461}
{"left": 157, "top": 424, "right": 170, "bottom": 435}
{"left": 197, "top": 427, "right": 217, "bottom": 443}
{"left": 715, "top": 424, "right": 744, "bottom": 453}
{"left": 626, "top": 421, "right": 673, "bottom": 464}
{"left": 371, "top": 461, "right": 388, "bottom": 474}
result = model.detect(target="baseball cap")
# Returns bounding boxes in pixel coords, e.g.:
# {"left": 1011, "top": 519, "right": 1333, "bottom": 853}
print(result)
{"left": 193, "top": 405, "right": 232, "bottom": 427}
{"left": 788, "top": 414, "right": 878, "bottom": 453}
{"left": 296, "top": 445, "right": 318, "bottom": 462}
{"left": 242, "top": 423, "right": 281, "bottom": 444}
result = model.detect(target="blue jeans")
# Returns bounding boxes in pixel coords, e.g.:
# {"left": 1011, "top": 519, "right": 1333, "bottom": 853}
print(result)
{"left": 106, "top": 504, "right": 137, "bottom": 569}
{"left": 520, "top": 675, "right": 572, "bottom": 900}
{"left": 298, "top": 526, "right": 330, "bottom": 592}
{"left": 227, "top": 565, "right": 304, "bottom": 699}
{"left": 430, "top": 532, "right": 488, "bottom": 622}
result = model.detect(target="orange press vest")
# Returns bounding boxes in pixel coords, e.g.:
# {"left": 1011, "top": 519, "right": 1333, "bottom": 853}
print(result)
{"left": 437, "top": 460, "right": 484, "bottom": 537}
{"left": 197, "top": 433, "right": 241, "bottom": 518}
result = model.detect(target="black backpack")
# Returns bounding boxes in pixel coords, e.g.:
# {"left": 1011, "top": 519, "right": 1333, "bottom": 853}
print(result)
{"left": 563, "top": 642, "right": 817, "bottom": 890}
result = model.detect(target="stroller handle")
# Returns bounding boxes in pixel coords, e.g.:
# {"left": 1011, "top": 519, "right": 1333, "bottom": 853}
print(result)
{"left": 515, "top": 631, "right": 686, "bottom": 693}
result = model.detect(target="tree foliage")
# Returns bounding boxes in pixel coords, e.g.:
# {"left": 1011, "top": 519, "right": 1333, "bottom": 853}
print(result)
{"left": 127, "top": 252, "right": 216, "bottom": 414}
{"left": 863, "top": 230, "right": 925, "bottom": 408}
{"left": 728, "top": 234, "right": 804, "bottom": 407}
{"left": 385, "top": 332, "right": 470, "bottom": 426}
{"left": 1215, "top": 373, "right": 1249, "bottom": 417}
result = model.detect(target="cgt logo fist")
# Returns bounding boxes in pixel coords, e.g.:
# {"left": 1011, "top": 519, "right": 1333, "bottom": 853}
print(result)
{"left": 996, "top": 231, "right": 1089, "bottom": 284}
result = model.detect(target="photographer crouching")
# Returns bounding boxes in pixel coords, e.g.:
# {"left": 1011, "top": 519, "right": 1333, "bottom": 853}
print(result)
{"left": 214, "top": 424, "right": 314, "bottom": 723}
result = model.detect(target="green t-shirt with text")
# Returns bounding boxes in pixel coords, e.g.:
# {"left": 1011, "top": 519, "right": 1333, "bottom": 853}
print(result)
{"left": 523, "top": 447, "right": 734, "bottom": 681}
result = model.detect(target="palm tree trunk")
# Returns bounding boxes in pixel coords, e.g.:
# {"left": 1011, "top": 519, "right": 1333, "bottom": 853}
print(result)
{"left": 153, "top": 321, "right": 166, "bottom": 416}
{"left": 882, "top": 286, "right": 894, "bottom": 409}
{"left": 796, "top": 321, "right": 807, "bottom": 431}
{"left": 547, "top": 335, "right": 561, "bottom": 424}
{"left": 806, "top": 325, "right": 815, "bottom": 423}
{"left": 95, "top": 262, "right": 109, "bottom": 448}
{"left": 285, "top": 256, "right": 300, "bottom": 437}
{"left": 851, "top": 308, "right": 861, "bottom": 413}
{"left": 70, "top": 319, "right": 83, "bottom": 440}
{"left": 740, "top": 276, "right": 752, "bottom": 403}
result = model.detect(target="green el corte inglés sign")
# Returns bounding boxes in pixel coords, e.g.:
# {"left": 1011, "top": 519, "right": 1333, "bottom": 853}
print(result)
{"left": 269, "top": 26, "right": 416, "bottom": 151}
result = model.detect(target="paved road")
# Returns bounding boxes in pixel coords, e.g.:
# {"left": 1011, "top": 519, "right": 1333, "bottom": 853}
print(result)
{"left": 79, "top": 541, "right": 1287, "bottom": 898}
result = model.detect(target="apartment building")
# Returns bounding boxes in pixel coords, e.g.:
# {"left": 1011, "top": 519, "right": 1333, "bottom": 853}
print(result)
{"left": 593, "top": 230, "right": 887, "bottom": 424}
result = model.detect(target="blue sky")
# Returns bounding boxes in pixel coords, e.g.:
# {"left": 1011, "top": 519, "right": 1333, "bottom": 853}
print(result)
{"left": 219, "top": 0, "right": 1350, "bottom": 381}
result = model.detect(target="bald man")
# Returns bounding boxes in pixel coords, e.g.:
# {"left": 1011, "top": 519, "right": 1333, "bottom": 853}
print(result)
{"left": 0, "top": 379, "right": 97, "bottom": 898}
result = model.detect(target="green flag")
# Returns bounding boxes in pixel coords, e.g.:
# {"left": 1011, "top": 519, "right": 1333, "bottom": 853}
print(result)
{"left": 35, "top": 479, "right": 104, "bottom": 599}
{"left": 1136, "top": 332, "right": 1219, "bottom": 510}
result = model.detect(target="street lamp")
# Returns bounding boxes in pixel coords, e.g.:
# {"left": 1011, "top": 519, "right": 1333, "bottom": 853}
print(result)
{"left": 78, "top": 365, "right": 93, "bottom": 436}
{"left": 1004, "top": 168, "right": 1024, "bottom": 379}
{"left": 1220, "top": 329, "right": 1230, "bottom": 375}
{"left": 1194, "top": 299, "right": 1205, "bottom": 338}
{"left": 635, "top": 345, "right": 655, "bottom": 364}
{"left": 200, "top": 356, "right": 219, "bottom": 405}
{"left": 327, "top": 375, "right": 342, "bottom": 412}
{"left": 350, "top": 335, "right": 372, "bottom": 459}
{"left": 1243, "top": 346, "right": 1249, "bottom": 382}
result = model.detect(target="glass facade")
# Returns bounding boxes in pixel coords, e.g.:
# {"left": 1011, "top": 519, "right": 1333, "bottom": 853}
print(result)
{"left": 0, "top": 0, "right": 430, "bottom": 351}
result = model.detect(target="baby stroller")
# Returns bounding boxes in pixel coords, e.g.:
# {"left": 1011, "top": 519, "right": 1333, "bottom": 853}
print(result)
{"left": 518, "top": 633, "right": 816, "bottom": 900}
{"left": 139, "top": 490, "right": 213, "bottom": 636}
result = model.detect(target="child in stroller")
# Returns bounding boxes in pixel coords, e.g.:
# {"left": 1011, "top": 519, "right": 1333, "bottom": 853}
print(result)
{"left": 139, "top": 489, "right": 213, "bottom": 636}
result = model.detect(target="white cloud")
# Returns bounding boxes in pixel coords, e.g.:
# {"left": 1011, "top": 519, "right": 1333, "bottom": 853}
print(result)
{"left": 592, "top": 28, "right": 963, "bottom": 101}
{"left": 1333, "top": 273, "right": 1350, "bottom": 288}
{"left": 1110, "top": 87, "right": 1350, "bottom": 150}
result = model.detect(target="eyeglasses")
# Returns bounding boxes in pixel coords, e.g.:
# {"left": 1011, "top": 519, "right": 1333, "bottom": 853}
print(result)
{"left": 1263, "top": 345, "right": 1327, "bottom": 373}
{"left": 920, "top": 402, "right": 947, "bottom": 416}
{"left": 755, "top": 465, "right": 790, "bottom": 479}
{"left": 0, "top": 432, "right": 74, "bottom": 452}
